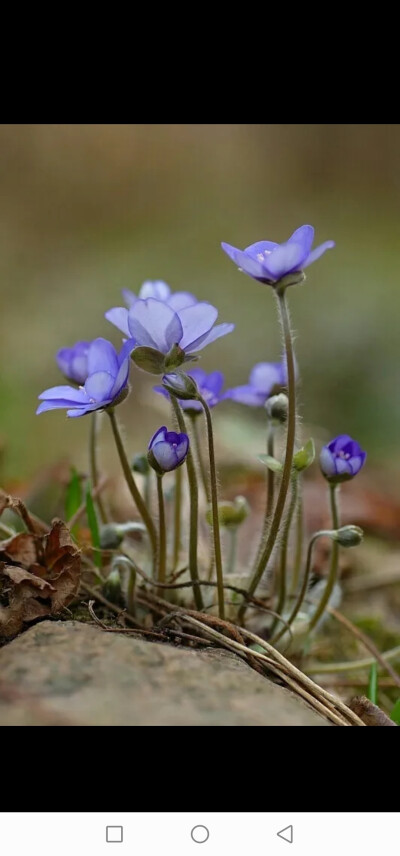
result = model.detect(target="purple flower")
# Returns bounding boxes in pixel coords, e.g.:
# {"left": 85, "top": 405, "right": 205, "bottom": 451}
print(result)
{"left": 148, "top": 425, "right": 189, "bottom": 473}
{"left": 154, "top": 368, "right": 225, "bottom": 414}
{"left": 108, "top": 281, "right": 198, "bottom": 336}
{"left": 37, "top": 338, "right": 131, "bottom": 418}
{"left": 320, "top": 435, "right": 366, "bottom": 483}
{"left": 105, "top": 298, "right": 234, "bottom": 359}
{"left": 222, "top": 225, "right": 334, "bottom": 285}
{"left": 56, "top": 341, "right": 90, "bottom": 385}
{"left": 224, "top": 362, "right": 286, "bottom": 407}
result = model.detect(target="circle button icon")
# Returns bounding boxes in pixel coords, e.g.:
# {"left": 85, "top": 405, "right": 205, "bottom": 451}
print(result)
{"left": 191, "top": 826, "right": 210, "bottom": 844}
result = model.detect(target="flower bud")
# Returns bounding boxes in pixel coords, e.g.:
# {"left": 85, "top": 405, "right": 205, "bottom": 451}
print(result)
{"left": 320, "top": 435, "right": 366, "bottom": 483}
{"left": 99, "top": 521, "right": 146, "bottom": 549}
{"left": 148, "top": 425, "right": 190, "bottom": 474}
{"left": 102, "top": 568, "right": 123, "bottom": 603}
{"left": 333, "top": 525, "right": 364, "bottom": 547}
{"left": 265, "top": 393, "right": 288, "bottom": 424}
{"left": 293, "top": 438, "right": 315, "bottom": 472}
{"left": 162, "top": 371, "right": 199, "bottom": 400}
{"left": 206, "top": 496, "right": 250, "bottom": 529}
{"left": 132, "top": 453, "right": 150, "bottom": 476}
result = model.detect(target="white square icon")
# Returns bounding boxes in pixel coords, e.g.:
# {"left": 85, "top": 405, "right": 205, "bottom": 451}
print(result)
{"left": 106, "top": 826, "right": 123, "bottom": 843}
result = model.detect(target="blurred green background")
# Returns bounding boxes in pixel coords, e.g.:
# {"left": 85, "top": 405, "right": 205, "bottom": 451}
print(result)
{"left": 1, "top": 123, "right": 400, "bottom": 481}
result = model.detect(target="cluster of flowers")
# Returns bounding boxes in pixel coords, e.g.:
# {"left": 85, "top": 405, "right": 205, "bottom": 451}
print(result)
{"left": 38, "top": 225, "right": 365, "bottom": 483}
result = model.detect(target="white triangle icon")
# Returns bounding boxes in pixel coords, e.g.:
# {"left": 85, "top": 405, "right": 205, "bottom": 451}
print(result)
{"left": 277, "top": 825, "right": 293, "bottom": 844}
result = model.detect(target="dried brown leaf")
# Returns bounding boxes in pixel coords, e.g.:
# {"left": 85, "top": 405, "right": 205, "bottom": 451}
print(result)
{"left": 1, "top": 533, "right": 38, "bottom": 568}
{"left": 349, "top": 695, "right": 397, "bottom": 726}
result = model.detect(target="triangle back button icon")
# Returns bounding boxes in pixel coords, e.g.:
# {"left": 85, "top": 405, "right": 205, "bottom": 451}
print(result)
{"left": 277, "top": 825, "right": 293, "bottom": 844}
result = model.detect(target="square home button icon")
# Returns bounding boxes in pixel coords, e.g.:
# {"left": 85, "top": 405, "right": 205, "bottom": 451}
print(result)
{"left": 106, "top": 827, "right": 123, "bottom": 843}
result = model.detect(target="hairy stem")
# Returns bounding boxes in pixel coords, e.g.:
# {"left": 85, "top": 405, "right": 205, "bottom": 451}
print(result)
{"left": 190, "top": 414, "right": 210, "bottom": 503}
{"left": 251, "top": 421, "right": 275, "bottom": 571}
{"left": 107, "top": 409, "right": 157, "bottom": 574}
{"left": 308, "top": 483, "right": 340, "bottom": 631}
{"left": 227, "top": 527, "right": 238, "bottom": 576}
{"left": 198, "top": 394, "right": 225, "bottom": 620}
{"left": 291, "top": 481, "right": 304, "bottom": 595}
{"left": 169, "top": 395, "right": 204, "bottom": 610}
{"left": 156, "top": 475, "right": 166, "bottom": 591}
{"left": 89, "top": 411, "right": 107, "bottom": 524}
{"left": 241, "top": 287, "right": 296, "bottom": 616}
{"left": 172, "top": 466, "right": 182, "bottom": 571}
{"left": 269, "top": 474, "right": 298, "bottom": 638}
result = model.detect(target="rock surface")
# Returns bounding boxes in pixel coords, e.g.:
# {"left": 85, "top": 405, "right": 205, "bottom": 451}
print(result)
{"left": 0, "top": 621, "right": 330, "bottom": 726}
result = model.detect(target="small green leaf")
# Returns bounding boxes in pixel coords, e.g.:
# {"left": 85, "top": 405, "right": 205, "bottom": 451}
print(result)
{"left": 390, "top": 698, "right": 400, "bottom": 724}
{"left": 258, "top": 454, "right": 283, "bottom": 473}
{"left": 65, "top": 467, "right": 82, "bottom": 536}
{"left": 86, "top": 484, "right": 101, "bottom": 568}
{"left": 293, "top": 438, "right": 315, "bottom": 472}
{"left": 367, "top": 662, "right": 378, "bottom": 705}
{"left": 131, "top": 346, "right": 166, "bottom": 374}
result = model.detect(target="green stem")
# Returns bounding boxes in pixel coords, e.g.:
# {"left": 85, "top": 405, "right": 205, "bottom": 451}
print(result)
{"left": 307, "top": 646, "right": 400, "bottom": 674}
{"left": 308, "top": 483, "right": 340, "bottom": 631}
{"left": 107, "top": 409, "right": 158, "bottom": 574}
{"left": 89, "top": 411, "right": 107, "bottom": 524}
{"left": 127, "top": 565, "right": 137, "bottom": 616}
{"left": 290, "top": 481, "right": 304, "bottom": 595}
{"left": 172, "top": 466, "right": 182, "bottom": 571}
{"left": 190, "top": 414, "right": 211, "bottom": 503}
{"left": 251, "top": 421, "right": 275, "bottom": 572}
{"left": 144, "top": 471, "right": 151, "bottom": 515}
{"left": 269, "top": 474, "right": 298, "bottom": 639}
{"left": 156, "top": 474, "right": 166, "bottom": 590}
{"left": 241, "top": 287, "right": 296, "bottom": 617}
{"left": 169, "top": 395, "right": 204, "bottom": 611}
{"left": 227, "top": 528, "right": 238, "bottom": 575}
{"left": 272, "top": 529, "right": 329, "bottom": 645}
{"left": 198, "top": 394, "right": 225, "bottom": 620}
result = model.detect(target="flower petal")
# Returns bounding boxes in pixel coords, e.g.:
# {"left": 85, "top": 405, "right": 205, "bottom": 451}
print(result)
{"left": 87, "top": 338, "right": 119, "bottom": 377}
{"left": 187, "top": 368, "right": 208, "bottom": 387}
{"left": 187, "top": 322, "right": 235, "bottom": 353}
{"left": 110, "top": 357, "right": 130, "bottom": 398}
{"left": 244, "top": 240, "right": 279, "bottom": 258}
{"left": 139, "top": 280, "right": 171, "bottom": 301}
{"left": 328, "top": 434, "right": 354, "bottom": 453}
{"left": 37, "top": 399, "right": 79, "bottom": 414}
{"left": 335, "top": 458, "right": 352, "bottom": 476}
{"left": 263, "top": 241, "right": 308, "bottom": 280}
{"left": 167, "top": 291, "right": 198, "bottom": 310}
{"left": 319, "top": 447, "right": 336, "bottom": 477}
{"left": 153, "top": 385, "right": 169, "bottom": 400}
{"left": 105, "top": 307, "right": 130, "bottom": 337}
{"left": 38, "top": 385, "right": 88, "bottom": 403}
{"left": 85, "top": 371, "right": 115, "bottom": 402}
{"left": 249, "top": 362, "right": 284, "bottom": 394}
{"left": 303, "top": 240, "right": 335, "bottom": 268}
{"left": 287, "top": 225, "right": 314, "bottom": 256}
{"left": 149, "top": 426, "right": 167, "bottom": 449}
{"left": 178, "top": 303, "right": 218, "bottom": 351}
{"left": 152, "top": 441, "right": 177, "bottom": 471}
{"left": 221, "top": 242, "right": 267, "bottom": 280}
{"left": 67, "top": 403, "right": 104, "bottom": 418}
{"left": 122, "top": 288, "right": 137, "bottom": 307}
{"left": 128, "top": 299, "right": 183, "bottom": 353}
{"left": 202, "top": 371, "right": 224, "bottom": 396}
{"left": 349, "top": 452, "right": 366, "bottom": 475}
{"left": 223, "top": 385, "right": 266, "bottom": 407}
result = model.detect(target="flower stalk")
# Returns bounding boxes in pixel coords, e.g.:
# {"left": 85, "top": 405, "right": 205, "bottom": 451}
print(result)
{"left": 198, "top": 393, "right": 225, "bottom": 620}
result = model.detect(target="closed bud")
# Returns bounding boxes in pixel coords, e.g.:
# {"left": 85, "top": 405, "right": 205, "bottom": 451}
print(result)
{"left": 162, "top": 371, "right": 199, "bottom": 400}
{"left": 206, "top": 496, "right": 250, "bottom": 529}
{"left": 293, "top": 438, "right": 315, "bottom": 472}
{"left": 99, "top": 521, "right": 146, "bottom": 549}
{"left": 265, "top": 393, "right": 288, "bottom": 424}
{"left": 334, "top": 525, "right": 364, "bottom": 547}
{"left": 102, "top": 568, "right": 123, "bottom": 603}
{"left": 132, "top": 453, "right": 150, "bottom": 476}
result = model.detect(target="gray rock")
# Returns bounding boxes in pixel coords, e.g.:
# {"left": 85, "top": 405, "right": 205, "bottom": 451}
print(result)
{"left": 0, "top": 621, "right": 330, "bottom": 726}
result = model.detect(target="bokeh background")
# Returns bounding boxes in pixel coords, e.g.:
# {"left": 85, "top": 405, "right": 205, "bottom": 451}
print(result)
{"left": 1, "top": 123, "right": 400, "bottom": 483}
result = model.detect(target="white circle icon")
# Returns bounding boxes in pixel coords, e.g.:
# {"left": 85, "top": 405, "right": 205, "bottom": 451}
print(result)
{"left": 191, "top": 826, "right": 210, "bottom": 844}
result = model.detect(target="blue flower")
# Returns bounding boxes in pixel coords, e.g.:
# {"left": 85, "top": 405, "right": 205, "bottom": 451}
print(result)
{"left": 56, "top": 341, "right": 90, "bottom": 385}
{"left": 106, "top": 298, "right": 234, "bottom": 357}
{"left": 37, "top": 338, "right": 131, "bottom": 418}
{"left": 108, "top": 281, "right": 198, "bottom": 336}
{"left": 224, "top": 362, "right": 287, "bottom": 407}
{"left": 148, "top": 425, "right": 189, "bottom": 473}
{"left": 320, "top": 435, "right": 366, "bottom": 483}
{"left": 222, "top": 225, "right": 334, "bottom": 285}
{"left": 154, "top": 368, "right": 225, "bottom": 413}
